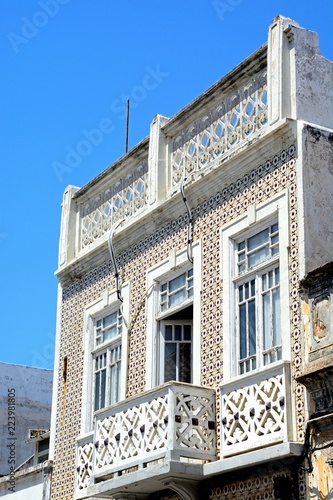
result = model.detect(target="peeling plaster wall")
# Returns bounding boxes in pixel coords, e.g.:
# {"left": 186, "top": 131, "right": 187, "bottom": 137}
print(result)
{"left": 0, "top": 363, "right": 53, "bottom": 476}
{"left": 301, "top": 126, "right": 333, "bottom": 277}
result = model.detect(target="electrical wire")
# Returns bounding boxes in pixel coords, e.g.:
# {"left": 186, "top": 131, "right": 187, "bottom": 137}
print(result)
{"left": 108, "top": 218, "right": 125, "bottom": 303}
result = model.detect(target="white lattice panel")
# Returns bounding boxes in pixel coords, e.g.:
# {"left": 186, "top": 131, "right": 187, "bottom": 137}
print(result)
{"left": 81, "top": 159, "right": 148, "bottom": 248}
{"left": 76, "top": 437, "right": 94, "bottom": 490}
{"left": 171, "top": 69, "right": 267, "bottom": 187}
{"left": 174, "top": 389, "right": 216, "bottom": 459}
{"left": 220, "top": 362, "right": 290, "bottom": 457}
{"left": 94, "top": 394, "right": 169, "bottom": 471}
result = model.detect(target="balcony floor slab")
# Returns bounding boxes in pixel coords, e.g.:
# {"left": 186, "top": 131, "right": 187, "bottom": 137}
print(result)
{"left": 85, "top": 460, "right": 204, "bottom": 499}
{"left": 203, "top": 441, "right": 303, "bottom": 477}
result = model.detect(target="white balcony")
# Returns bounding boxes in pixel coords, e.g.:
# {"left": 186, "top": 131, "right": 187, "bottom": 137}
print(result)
{"left": 76, "top": 382, "right": 216, "bottom": 499}
{"left": 220, "top": 361, "right": 293, "bottom": 458}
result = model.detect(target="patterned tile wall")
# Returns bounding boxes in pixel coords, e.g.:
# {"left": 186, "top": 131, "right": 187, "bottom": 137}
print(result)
{"left": 51, "top": 143, "right": 307, "bottom": 499}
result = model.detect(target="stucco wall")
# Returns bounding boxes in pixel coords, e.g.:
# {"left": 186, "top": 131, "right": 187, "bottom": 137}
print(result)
{"left": 0, "top": 363, "right": 53, "bottom": 476}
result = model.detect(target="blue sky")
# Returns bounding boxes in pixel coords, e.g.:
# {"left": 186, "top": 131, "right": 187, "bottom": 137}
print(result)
{"left": 1, "top": 1, "right": 332, "bottom": 370}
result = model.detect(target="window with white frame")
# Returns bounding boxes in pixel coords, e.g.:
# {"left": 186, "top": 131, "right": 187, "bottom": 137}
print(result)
{"left": 158, "top": 268, "right": 193, "bottom": 384}
{"left": 221, "top": 191, "right": 290, "bottom": 381}
{"left": 145, "top": 244, "right": 201, "bottom": 390}
{"left": 235, "top": 222, "right": 281, "bottom": 374}
{"left": 93, "top": 308, "right": 122, "bottom": 411}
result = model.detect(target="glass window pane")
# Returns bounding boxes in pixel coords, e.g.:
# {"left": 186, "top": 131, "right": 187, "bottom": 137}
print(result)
{"left": 271, "top": 223, "right": 278, "bottom": 233}
{"left": 248, "top": 246, "right": 270, "bottom": 267}
{"left": 169, "top": 273, "right": 185, "bottom": 293}
{"left": 247, "top": 228, "right": 269, "bottom": 251}
{"left": 179, "top": 343, "right": 191, "bottom": 383}
{"left": 164, "top": 343, "right": 176, "bottom": 382}
{"left": 175, "top": 325, "right": 182, "bottom": 341}
{"left": 100, "top": 370, "right": 106, "bottom": 409}
{"left": 263, "top": 292, "right": 271, "bottom": 349}
{"left": 239, "top": 285, "right": 243, "bottom": 303}
{"left": 94, "top": 372, "right": 100, "bottom": 411}
{"left": 165, "top": 325, "right": 173, "bottom": 341}
{"left": 273, "top": 288, "right": 281, "bottom": 346}
{"left": 169, "top": 289, "right": 186, "bottom": 308}
{"left": 184, "top": 324, "right": 192, "bottom": 341}
{"left": 238, "top": 251, "right": 245, "bottom": 262}
{"left": 249, "top": 299, "right": 256, "bottom": 356}
{"left": 239, "top": 303, "right": 246, "bottom": 359}
{"left": 103, "top": 312, "right": 116, "bottom": 327}
{"left": 238, "top": 241, "right": 245, "bottom": 251}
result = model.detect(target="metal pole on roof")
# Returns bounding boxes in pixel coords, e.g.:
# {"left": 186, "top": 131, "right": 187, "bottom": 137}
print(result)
{"left": 125, "top": 98, "right": 130, "bottom": 153}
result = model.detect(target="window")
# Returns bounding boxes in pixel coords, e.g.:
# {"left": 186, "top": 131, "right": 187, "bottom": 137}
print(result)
{"left": 158, "top": 270, "right": 193, "bottom": 384}
{"left": 81, "top": 284, "right": 130, "bottom": 433}
{"left": 93, "top": 309, "right": 122, "bottom": 411}
{"left": 160, "top": 269, "right": 193, "bottom": 312}
{"left": 221, "top": 191, "right": 290, "bottom": 381}
{"left": 36, "top": 436, "right": 50, "bottom": 464}
{"left": 160, "top": 321, "right": 192, "bottom": 383}
{"left": 145, "top": 243, "right": 201, "bottom": 389}
{"left": 235, "top": 223, "right": 281, "bottom": 374}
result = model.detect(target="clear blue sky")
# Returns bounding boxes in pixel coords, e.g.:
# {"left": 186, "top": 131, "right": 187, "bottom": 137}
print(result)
{"left": 1, "top": 1, "right": 332, "bottom": 369}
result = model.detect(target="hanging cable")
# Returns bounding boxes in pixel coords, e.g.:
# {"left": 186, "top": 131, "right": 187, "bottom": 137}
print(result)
{"left": 108, "top": 218, "right": 125, "bottom": 302}
{"left": 180, "top": 177, "right": 193, "bottom": 264}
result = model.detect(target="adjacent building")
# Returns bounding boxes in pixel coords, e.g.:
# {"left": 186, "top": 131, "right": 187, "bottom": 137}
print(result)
{"left": 50, "top": 16, "right": 333, "bottom": 499}
{"left": 0, "top": 363, "right": 53, "bottom": 499}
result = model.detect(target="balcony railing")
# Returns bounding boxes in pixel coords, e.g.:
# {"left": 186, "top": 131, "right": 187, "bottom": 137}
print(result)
{"left": 170, "top": 68, "right": 267, "bottom": 189}
{"left": 76, "top": 382, "right": 216, "bottom": 496}
{"left": 220, "top": 361, "right": 292, "bottom": 458}
{"left": 80, "top": 156, "right": 148, "bottom": 250}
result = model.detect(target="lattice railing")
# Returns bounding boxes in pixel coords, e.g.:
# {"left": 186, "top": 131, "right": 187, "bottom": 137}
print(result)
{"left": 220, "top": 361, "right": 291, "bottom": 457}
{"left": 80, "top": 158, "right": 148, "bottom": 248}
{"left": 76, "top": 433, "right": 94, "bottom": 491}
{"left": 76, "top": 382, "right": 216, "bottom": 493}
{"left": 170, "top": 69, "right": 267, "bottom": 188}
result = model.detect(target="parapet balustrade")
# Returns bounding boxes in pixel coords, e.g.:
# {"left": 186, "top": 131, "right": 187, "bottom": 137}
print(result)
{"left": 76, "top": 382, "right": 216, "bottom": 495}
{"left": 220, "top": 361, "right": 292, "bottom": 458}
{"left": 170, "top": 68, "right": 268, "bottom": 188}
{"left": 80, "top": 157, "right": 148, "bottom": 249}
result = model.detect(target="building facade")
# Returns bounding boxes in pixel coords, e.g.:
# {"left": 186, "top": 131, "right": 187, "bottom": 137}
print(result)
{"left": 0, "top": 363, "right": 53, "bottom": 499}
{"left": 50, "top": 16, "right": 333, "bottom": 500}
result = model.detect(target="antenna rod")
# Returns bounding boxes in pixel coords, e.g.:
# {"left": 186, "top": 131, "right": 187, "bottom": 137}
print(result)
{"left": 125, "top": 98, "right": 130, "bottom": 153}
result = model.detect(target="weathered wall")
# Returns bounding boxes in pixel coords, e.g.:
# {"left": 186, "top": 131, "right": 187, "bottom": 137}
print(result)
{"left": 0, "top": 363, "right": 53, "bottom": 476}
{"left": 300, "top": 126, "right": 333, "bottom": 277}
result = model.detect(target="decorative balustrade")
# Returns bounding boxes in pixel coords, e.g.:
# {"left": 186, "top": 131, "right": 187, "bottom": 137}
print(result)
{"left": 170, "top": 68, "right": 268, "bottom": 188}
{"left": 76, "top": 382, "right": 216, "bottom": 495}
{"left": 80, "top": 157, "right": 148, "bottom": 249}
{"left": 220, "top": 361, "right": 291, "bottom": 458}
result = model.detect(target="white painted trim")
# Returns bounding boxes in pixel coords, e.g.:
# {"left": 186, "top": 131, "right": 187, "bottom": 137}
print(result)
{"left": 145, "top": 241, "right": 201, "bottom": 389}
{"left": 49, "top": 283, "right": 63, "bottom": 460}
{"left": 221, "top": 190, "right": 290, "bottom": 380}
{"left": 80, "top": 282, "right": 130, "bottom": 434}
